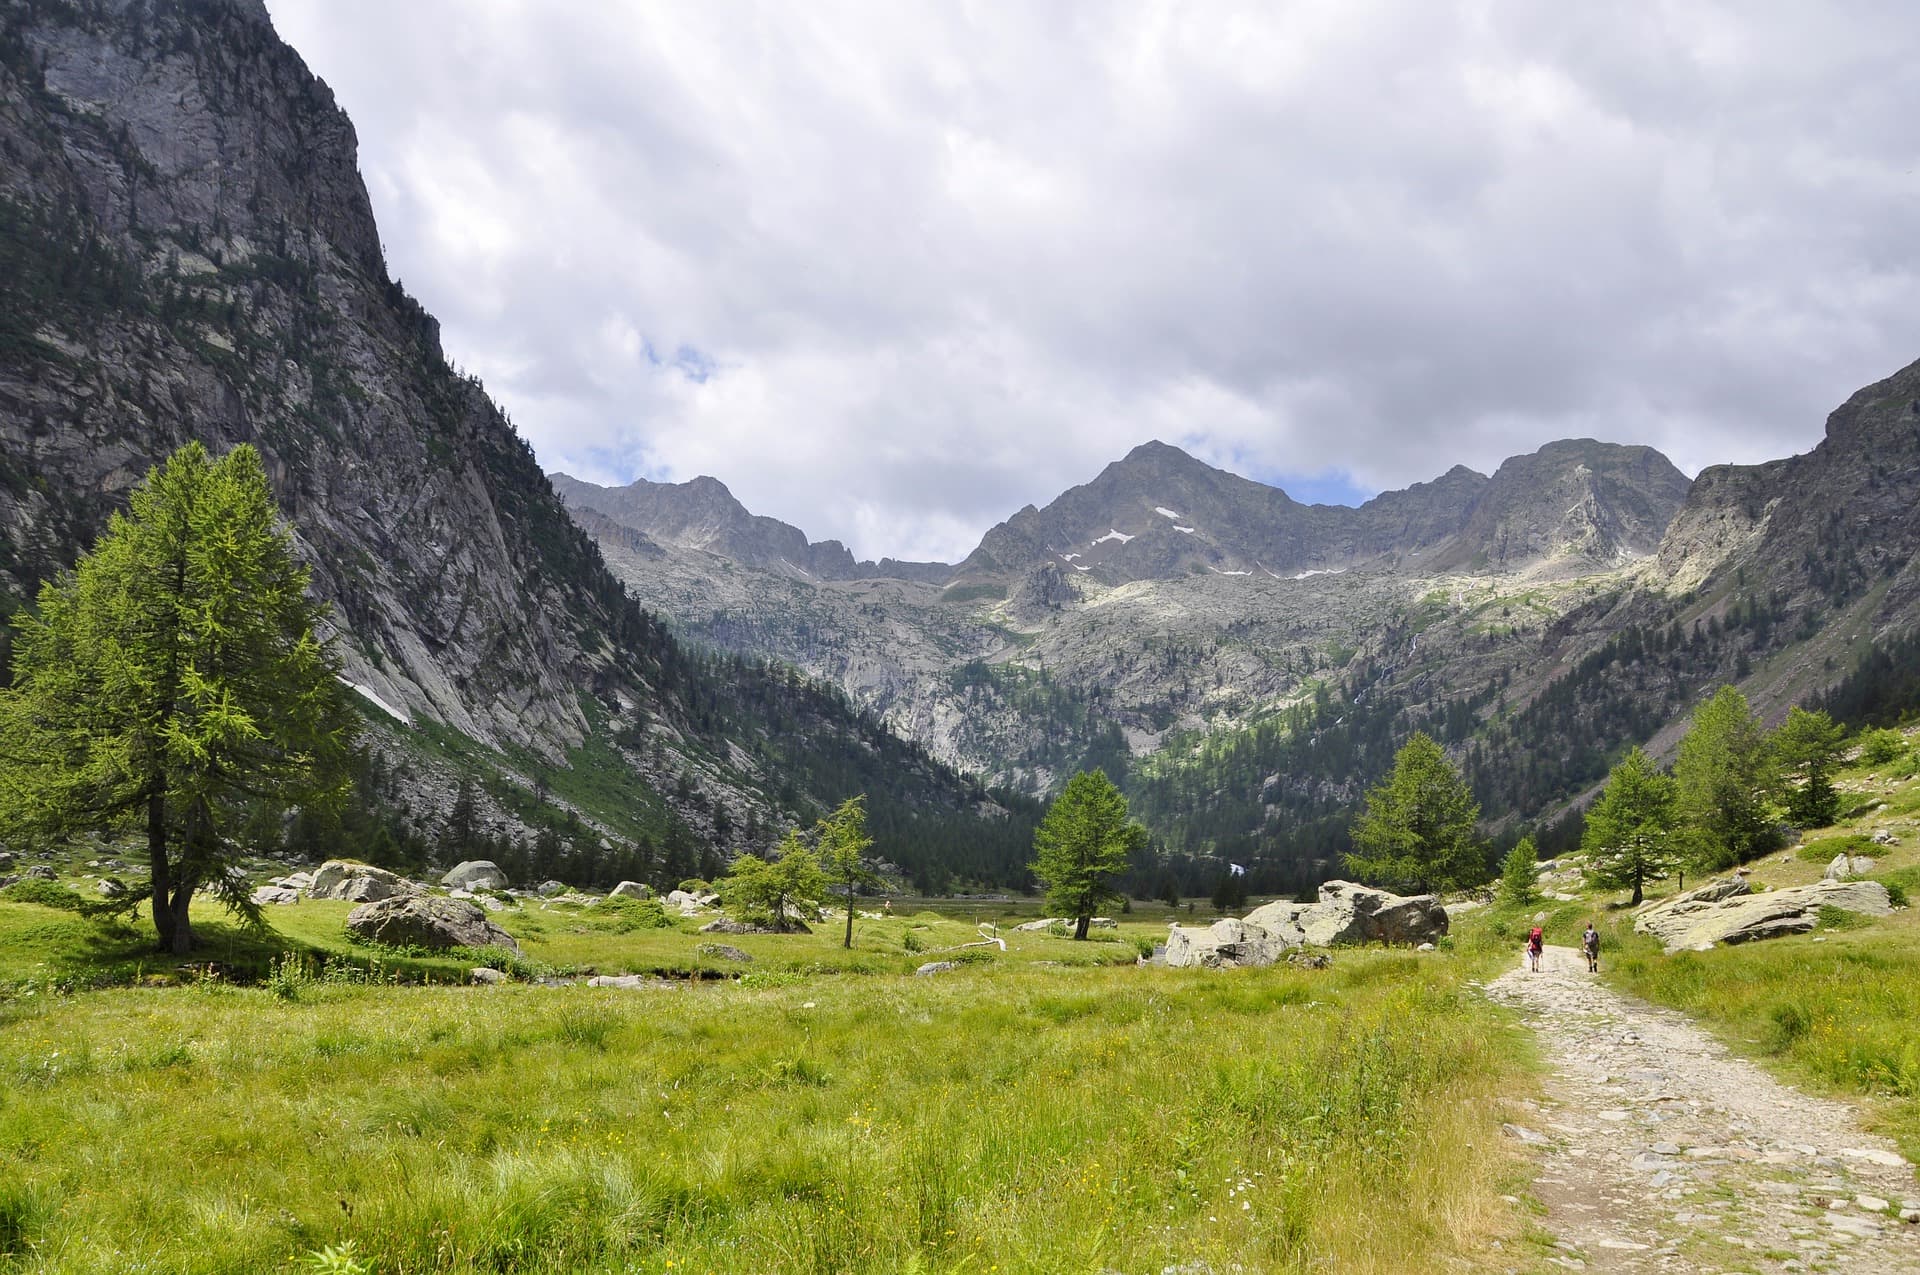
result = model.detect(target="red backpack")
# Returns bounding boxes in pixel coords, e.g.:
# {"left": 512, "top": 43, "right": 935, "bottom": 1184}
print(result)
{"left": 1528, "top": 927, "right": 1543, "bottom": 950}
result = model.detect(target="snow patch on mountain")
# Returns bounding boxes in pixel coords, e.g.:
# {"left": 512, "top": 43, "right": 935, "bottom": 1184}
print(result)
{"left": 1092, "top": 528, "right": 1135, "bottom": 546}
{"left": 1154, "top": 506, "right": 1183, "bottom": 520}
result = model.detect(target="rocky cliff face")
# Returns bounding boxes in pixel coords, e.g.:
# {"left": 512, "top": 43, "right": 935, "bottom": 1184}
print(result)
{"left": 948, "top": 438, "right": 1688, "bottom": 586}
{"left": 0, "top": 0, "right": 1012, "bottom": 877}
{"left": 551, "top": 472, "right": 950, "bottom": 584}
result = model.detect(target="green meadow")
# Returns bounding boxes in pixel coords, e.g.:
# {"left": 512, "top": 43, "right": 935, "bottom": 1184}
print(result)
{"left": 0, "top": 895, "right": 1530, "bottom": 1274}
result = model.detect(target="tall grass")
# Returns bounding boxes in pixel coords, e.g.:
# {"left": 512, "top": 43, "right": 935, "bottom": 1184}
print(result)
{"left": 0, "top": 955, "right": 1526, "bottom": 1273}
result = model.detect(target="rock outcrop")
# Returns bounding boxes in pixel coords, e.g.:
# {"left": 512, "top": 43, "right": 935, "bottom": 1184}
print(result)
{"left": 1635, "top": 877, "right": 1894, "bottom": 952}
{"left": 309, "top": 860, "right": 420, "bottom": 903}
{"left": 1165, "top": 881, "right": 1448, "bottom": 968}
{"left": 346, "top": 895, "right": 519, "bottom": 952}
{"left": 441, "top": 861, "right": 508, "bottom": 892}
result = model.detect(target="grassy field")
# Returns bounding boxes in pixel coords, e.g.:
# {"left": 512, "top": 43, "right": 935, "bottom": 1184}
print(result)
{"left": 0, "top": 933, "right": 1530, "bottom": 1273}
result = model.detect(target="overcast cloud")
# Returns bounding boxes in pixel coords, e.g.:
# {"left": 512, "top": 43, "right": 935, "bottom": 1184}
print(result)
{"left": 266, "top": 1, "right": 1920, "bottom": 563}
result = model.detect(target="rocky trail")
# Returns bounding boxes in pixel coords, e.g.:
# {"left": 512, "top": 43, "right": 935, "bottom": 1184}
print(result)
{"left": 1484, "top": 945, "right": 1920, "bottom": 1272}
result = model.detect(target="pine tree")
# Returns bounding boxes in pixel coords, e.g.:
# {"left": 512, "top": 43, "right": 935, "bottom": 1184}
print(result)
{"left": 719, "top": 832, "right": 824, "bottom": 932}
{"left": 1673, "top": 686, "right": 1779, "bottom": 873}
{"left": 0, "top": 443, "right": 354, "bottom": 952}
{"left": 1581, "top": 747, "right": 1677, "bottom": 905}
{"left": 1499, "top": 836, "right": 1538, "bottom": 907}
{"left": 1771, "top": 706, "right": 1844, "bottom": 829}
{"left": 1031, "top": 770, "right": 1142, "bottom": 939}
{"left": 817, "top": 795, "right": 878, "bottom": 948}
{"left": 1346, "top": 732, "right": 1483, "bottom": 895}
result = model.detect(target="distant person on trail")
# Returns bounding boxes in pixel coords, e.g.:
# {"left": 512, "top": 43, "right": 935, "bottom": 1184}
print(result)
{"left": 1527, "top": 926, "right": 1544, "bottom": 973}
{"left": 1582, "top": 922, "right": 1601, "bottom": 973}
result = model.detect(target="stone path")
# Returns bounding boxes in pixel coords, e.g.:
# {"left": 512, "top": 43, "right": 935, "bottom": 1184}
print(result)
{"left": 1484, "top": 945, "right": 1920, "bottom": 1272}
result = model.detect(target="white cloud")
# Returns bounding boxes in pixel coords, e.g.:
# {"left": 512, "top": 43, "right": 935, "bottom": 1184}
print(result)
{"left": 267, "top": 0, "right": 1920, "bottom": 561}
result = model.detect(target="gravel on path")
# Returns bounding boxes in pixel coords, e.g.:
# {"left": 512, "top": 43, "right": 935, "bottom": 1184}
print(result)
{"left": 1483, "top": 943, "right": 1920, "bottom": 1272}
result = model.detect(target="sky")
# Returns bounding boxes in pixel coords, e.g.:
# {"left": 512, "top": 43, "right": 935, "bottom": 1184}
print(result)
{"left": 266, "top": 1, "right": 1920, "bottom": 564}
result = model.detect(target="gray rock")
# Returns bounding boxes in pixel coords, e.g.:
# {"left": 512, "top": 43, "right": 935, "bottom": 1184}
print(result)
{"left": 665, "top": 888, "right": 717, "bottom": 915}
{"left": 536, "top": 879, "right": 569, "bottom": 897}
{"left": 96, "top": 877, "right": 128, "bottom": 899}
{"left": 1824, "top": 853, "right": 1875, "bottom": 881}
{"left": 309, "top": 860, "right": 420, "bottom": 903}
{"left": 915, "top": 961, "right": 960, "bottom": 976}
{"left": 346, "top": 895, "right": 519, "bottom": 952}
{"left": 608, "top": 880, "right": 652, "bottom": 900}
{"left": 1286, "top": 951, "right": 1332, "bottom": 970}
{"left": 469, "top": 966, "right": 506, "bottom": 985}
{"left": 441, "top": 860, "right": 508, "bottom": 892}
{"left": 1636, "top": 878, "right": 1893, "bottom": 952}
{"left": 588, "top": 974, "right": 664, "bottom": 989}
{"left": 0, "top": 851, "right": 14, "bottom": 867}
{"left": 25, "top": 865, "right": 57, "bottom": 881}
{"left": 699, "top": 917, "right": 769, "bottom": 935}
{"left": 1871, "top": 828, "right": 1899, "bottom": 846}
{"left": 696, "top": 943, "right": 752, "bottom": 962}
{"left": 1165, "top": 917, "right": 1294, "bottom": 969}
{"left": 1288, "top": 880, "right": 1450, "bottom": 947}
{"left": 1502, "top": 1123, "right": 1550, "bottom": 1145}
{"left": 249, "top": 885, "right": 301, "bottom": 906}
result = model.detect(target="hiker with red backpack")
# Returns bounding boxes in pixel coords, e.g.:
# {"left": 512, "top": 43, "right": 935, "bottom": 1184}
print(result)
{"left": 1526, "top": 925, "right": 1544, "bottom": 973}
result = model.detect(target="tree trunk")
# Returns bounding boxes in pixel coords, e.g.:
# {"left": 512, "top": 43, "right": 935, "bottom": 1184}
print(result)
{"left": 842, "top": 885, "right": 854, "bottom": 949}
{"left": 1074, "top": 914, "right": 1090, "bottom": 941}
{"left": 166, "top": 884, "right": 195, "bottom": 955}
{"left": 148, "top": 786, "right": 176, "bottom": 953}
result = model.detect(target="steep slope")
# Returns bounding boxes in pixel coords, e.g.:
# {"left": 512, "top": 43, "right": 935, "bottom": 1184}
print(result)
{"left": 0, "top": 0, "right": 1025, "bottom": 886}
{"left": 949, "top": 438, "right": 1686, "bottom": 587}
{"left": 551, "top": 472, "right": 951, "bottom": 584}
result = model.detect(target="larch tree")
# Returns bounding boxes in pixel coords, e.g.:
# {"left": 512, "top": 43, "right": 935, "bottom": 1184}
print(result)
{"left": 817, "top": 795, "right": 878, "bottom": 948}
{"left": 719, "top": 831, "right": 825, "bottom": 932}
{"left": 1346, "top": 732, "right": 1483, "bottom": 895}
{"left": 0, "top": 442, "right": 355, "bottom": 953}
{"left": 1031, "top": 769, "right": 1142, "bottom": 940}
{"left": 1673, "top": 686, "right": 1779, "bottom": 873}
{"left": 1771, "top": 706, "right": 1845, "bottom": 829}
{"left": 1581, "top": 747, "right": 1678, "bottom": 905}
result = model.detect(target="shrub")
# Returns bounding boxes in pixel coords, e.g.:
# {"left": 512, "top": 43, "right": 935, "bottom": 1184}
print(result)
{"left": 1797, "top": 834, "right": 1878, "bottom": 865}
{"left": 676, "top": 878, "right": 711, "bottom": 894}
{"left": 901, "top": 931, "right": 925, "bottom": 953}
{"left": 586, "top": 896, "right": 672, "bottom": 933}
{"left": 1859, "top": 728, "right": 1909, "bottom": 766}
{"left": 0, "top": 879, "right": 86, "bottom": 911}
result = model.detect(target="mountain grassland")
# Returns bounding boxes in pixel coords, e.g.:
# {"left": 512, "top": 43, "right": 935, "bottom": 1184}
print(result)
{"left": 0, "top": 898, "right": 1532, "bottom": 1274}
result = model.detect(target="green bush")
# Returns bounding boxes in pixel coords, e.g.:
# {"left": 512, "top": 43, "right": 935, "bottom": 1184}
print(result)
{"left": 0, "top": 879, "right": 87, "bottom": 912}
{"left": 1859, "top": 728, "right": 1909, "bottom": 766}
{"left": 1797, "top": 834, "right": 1878, "bottom": 864}
{"left": 585, "top": 896, "right": 672, "bottom": 933}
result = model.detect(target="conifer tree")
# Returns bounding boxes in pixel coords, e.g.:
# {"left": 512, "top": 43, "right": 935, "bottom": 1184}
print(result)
{"left": 1499, "top": 836, "right": 1538, "bottom": 906}
{"left": 1582, "top": 747, "right": 1677, "bottom": 905}
{"left": 1673, "top": 686, "right": 1779, "bottom": 873}
{"left": 1031, "top": 770, "right": 1142, "bottom": 939}
{"left": 1771, "top": 706, "right": 1844, "bottom": 829}
{"left": 1346, "top": 732, "right": 1483, "bottom": 895}
{"left": 0, "top": 443, "right": 354, "bottom": 952}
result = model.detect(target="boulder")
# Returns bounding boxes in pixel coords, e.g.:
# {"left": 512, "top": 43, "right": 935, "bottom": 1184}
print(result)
{"left": 469, "top": 966, "right": 506, "bottom": 985}
{"left": 1164, "top": 918, "right": 1294, "bottom": 969}
{"left": 536, "top": 879, "right": 569, "bottom": 897}
{"left": 1635, "top": 877, "right": 1893, "bottom": 952}
{"left": 1871, "top": 829, "right": 1899, "bottom": 846}
{"left": 914, "top": 961, "right": 959, "bottom": 976}
{"left": 346, "top": 895, "right": 519, "bottom": 952}
{"left": 588, "top": 974, "right": 662, "bottom": 989}
{"left": 1014, "top": 917, "right": 1066, "bottom": 932}
{"left": 250, "top": 885, "right": 301, "bottom": 906}
{"left": 608, "top": 880, "right": 652, "bottom": 900}
{"left": 441, "top": 860, "right": 508, "bottom": 892}
{"left": 25, "top": 864, "right": 57, "bottom": 881}
{"left": 696, "top": 943, "right": 752, "bottom": 963}
{"left": 1825, "top": 853, "right": 1876, "bottom": 881}
{"left": 665, "top": 889, "right": 716, "bottom": 915}
{"left": 1294, "top": 881, "right": 1449, "bottom": 947}
{"left": 96, "top": 877, "right": 128, "bottom": 899}
{"left": 700, "top": 917, "right": 770, "bottom": 935}
{"left": 309, "top": 860, "right": 420, "bottom": 903}
{"left": 0, "top": 851, "right": 14, "bottom": 867}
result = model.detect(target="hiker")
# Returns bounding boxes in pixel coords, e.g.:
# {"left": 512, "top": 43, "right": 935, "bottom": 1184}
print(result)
{"left": 1582, "top": 922, "right": 1600, "bottom": 973}
{"left": 1526, "top": 925, "right": 1544, "bottom": 973}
